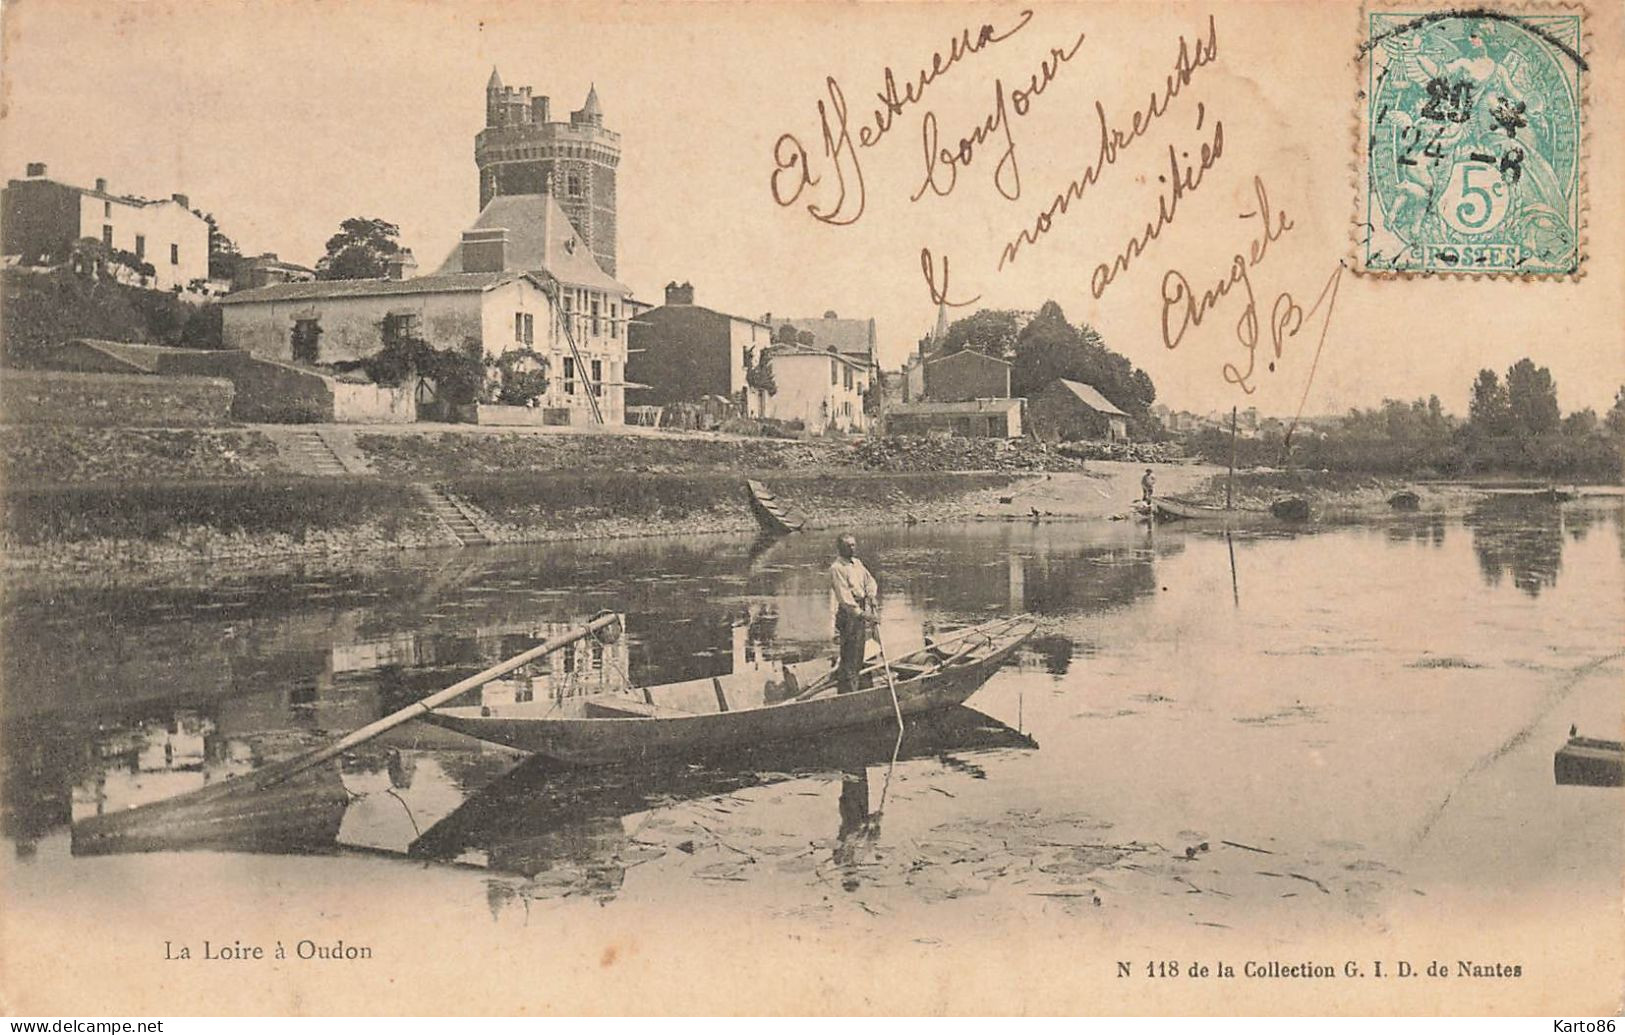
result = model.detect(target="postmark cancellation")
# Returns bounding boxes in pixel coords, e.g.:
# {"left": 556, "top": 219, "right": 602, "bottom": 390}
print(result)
{"left": 1357, "top": 3, "right": 1586, "bottom": 277}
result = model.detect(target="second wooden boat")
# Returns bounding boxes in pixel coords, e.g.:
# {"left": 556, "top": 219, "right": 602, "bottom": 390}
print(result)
{"left": 428, "top": 615, "right": 1036, "bottom": 766}
{"left": 745, "top": 478, "right": 804, "bottom": 534}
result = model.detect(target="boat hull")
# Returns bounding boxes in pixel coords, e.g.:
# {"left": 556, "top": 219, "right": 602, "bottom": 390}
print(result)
{"left": 430, "top": 622, "right": 1033, "bottom": 765}
{"left": 745, "top": 479, "right": 803, "bottom": 534}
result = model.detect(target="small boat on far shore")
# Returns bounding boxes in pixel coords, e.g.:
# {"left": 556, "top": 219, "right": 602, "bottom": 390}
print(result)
{"left": 1141, "top": 496, "right": 1254, "bottom": 522}
{"left": 745, "top": 478, "right": 804, "bottom": 534}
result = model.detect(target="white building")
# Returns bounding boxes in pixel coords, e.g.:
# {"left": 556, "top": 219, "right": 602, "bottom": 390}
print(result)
{"left": 218, "top": 192, "right": 633, "bottom": 424}
{"left": 2, "top": 163, "right": 209, "bottom": 292}
{"left": 755, "top": 345, "right": 869, "bottom": 433}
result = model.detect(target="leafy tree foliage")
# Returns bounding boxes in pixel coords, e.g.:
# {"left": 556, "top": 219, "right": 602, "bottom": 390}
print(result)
{"left": 1468, "top": 369, "right": 1512, "bottom": 435}
{"left": 196, "top": 212, "right": 241, "bottom": 281}
{"left": 1504, "top": 358, "right": 1560, "bottom": 436}
{"left": 316, "top": 217, "right": 402, "bottom": 280}
{"left": 1607, "top": 387, "right": 1625, "bottom": 436}
{"left": 775, "top": 323, "right": 799, "bottom": 345}
{"left": 360, "top": 335, "right": 485, "bottom": 404}
{"left": 744, "top": 346, "right": 778, "bottom": 396}
{"left": 941, "top": 309, "right": 1021, "bottom": 357}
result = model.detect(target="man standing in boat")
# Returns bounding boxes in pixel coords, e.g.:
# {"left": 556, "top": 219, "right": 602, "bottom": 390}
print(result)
{"left": 1141, "top": 467, "right": 1156, "bottom": 505}
{"left": 830, "top": 533, "right": 879, "bottom": 694}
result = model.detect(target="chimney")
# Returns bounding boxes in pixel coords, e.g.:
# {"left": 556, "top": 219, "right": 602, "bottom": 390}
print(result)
{"left": 823, "top": 309, "right": 838, "bottom": 319}
{"left": 95, "top": 177, "right": 107, "bottom": 193}
{"left": 664, "top": 281, "right": 694, "bottom": 306}
{"left": 171, "top": 193, "right": 190, "bottom": 209}
{"left": 25, "top": 162, "right": 46, "bottom": 178}
{"left": 460, "top": 229, "right": 508, "bottom": 273}
{"left": 385, "top": 248, "right": 418, "bottom": 280}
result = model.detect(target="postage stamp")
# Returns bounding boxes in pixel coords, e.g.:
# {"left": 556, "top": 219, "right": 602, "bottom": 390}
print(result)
{"left": 1357, "top": 5, "right": 1585, "bottom": 276}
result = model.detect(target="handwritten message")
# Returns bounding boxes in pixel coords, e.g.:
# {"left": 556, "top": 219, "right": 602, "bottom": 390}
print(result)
{"left": 770, "top": 11, "right": 1335, "bottom": 407}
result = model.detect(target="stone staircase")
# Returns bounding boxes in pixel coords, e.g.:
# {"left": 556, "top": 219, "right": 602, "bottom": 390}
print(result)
{"left": 269, "top": 427, "right": 373, "bottom": 476}
{"left": 416, "top": 484, "right": 495, "bottom": 546}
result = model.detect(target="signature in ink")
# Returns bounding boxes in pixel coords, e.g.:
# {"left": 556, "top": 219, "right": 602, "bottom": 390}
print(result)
{"left": 1158, "top": 176, "right": 1344, "bottom": 435}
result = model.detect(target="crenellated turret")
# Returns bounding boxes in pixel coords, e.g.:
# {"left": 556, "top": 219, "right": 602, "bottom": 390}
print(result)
{"left": 475, "top": 71, "right": 619, "bottom": 275}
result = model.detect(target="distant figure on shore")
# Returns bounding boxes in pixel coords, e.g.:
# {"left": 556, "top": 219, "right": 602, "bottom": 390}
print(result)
{"left": 1141, "top": 468, "right": 1157, "bottom": 505}
{"left": 829, "top": 533, "right": 878, "bottom": 695}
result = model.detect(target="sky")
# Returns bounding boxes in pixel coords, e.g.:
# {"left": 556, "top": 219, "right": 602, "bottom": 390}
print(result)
{"left": 2, "top": 0, "right": 1621, "bottom": 417}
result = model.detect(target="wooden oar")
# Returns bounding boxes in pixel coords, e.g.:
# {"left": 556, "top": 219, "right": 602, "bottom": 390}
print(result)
{"left": 72, "top": 612, "right": 622, "bottom": 852}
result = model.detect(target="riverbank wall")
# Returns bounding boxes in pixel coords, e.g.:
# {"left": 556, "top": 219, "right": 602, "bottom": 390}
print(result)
{"left": 5, "top": 423, "right": 1162, "bottom": 571}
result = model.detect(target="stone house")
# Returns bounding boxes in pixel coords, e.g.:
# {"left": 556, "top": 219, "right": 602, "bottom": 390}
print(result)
{"left": 626, "top": 282, "right": 773, "bottom": 409}
{"left": 756, "top": 345, "right": 870, "bottom": 434}
{"left": 1028, "top": 379, "right": 1130, "bottom": 442}
{"left": 922, "top": 348, "right": 1011, "bottom": 402}
{"left": 885, "top": 398, "right": 1024, "bottom": 438}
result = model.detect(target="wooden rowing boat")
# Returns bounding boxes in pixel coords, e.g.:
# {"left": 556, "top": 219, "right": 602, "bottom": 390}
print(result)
{"left": 427, "top": 615, "right": 1037, "bottom": 766}
{"left": 745, "top": 478, "right": 804, "bottom": 534}
{"left": 1148, "top": 497, "right": 1242, "bottom": 521}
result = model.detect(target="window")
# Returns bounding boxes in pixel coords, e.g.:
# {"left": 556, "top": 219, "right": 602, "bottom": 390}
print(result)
{"left": 291, "top": 319, "right": 321, "bottom": 363}
{"left": 591, "top": 358, "right": 602, "bottom": 396}
{"left": 590, "top": 298, "right": 600, "bottom": 336}
{"left": 382, "top": 312, "right": 420, "bottom": 346}
{"left": 564, "top": 357, "right": 576, "bottom": 396}
{"left": 101, "top": 225, "right": 113, "bottom": 247}
{"left": 515, "top": 312, "right": 533, "bottom": 344}
{"left": 568, "top": 172, "right": 582, "bottom": 196}
{"left": 134, "top": 235, "right": 145, "bottom": 260}
{"left": 843, "top": 364, "right": 853, "bottom": 390}
{"left": 170, "top": 243, "right": 179, "bottom": 265}
{"left": 831, "top": 360, "right": 838, "bottom": 385}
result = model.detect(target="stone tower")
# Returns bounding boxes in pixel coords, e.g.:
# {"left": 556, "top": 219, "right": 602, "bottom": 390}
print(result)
{"left": 476, "top": 68, "right": 620, "bottom": 276}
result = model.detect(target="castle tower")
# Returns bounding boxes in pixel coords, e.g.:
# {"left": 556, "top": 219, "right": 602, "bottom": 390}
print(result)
{"left": 475, "top": 70, "right": 620, "bottom": 275}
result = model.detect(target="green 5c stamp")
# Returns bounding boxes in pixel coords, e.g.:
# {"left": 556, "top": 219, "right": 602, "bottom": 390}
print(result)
{"left": 1359, "top": 6, "right": 1585, "bottom": 276}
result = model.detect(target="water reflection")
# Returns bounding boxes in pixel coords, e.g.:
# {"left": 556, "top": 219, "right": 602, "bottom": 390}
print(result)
{"left": 409, "top": 705, "right": 1037, "bottom": 908}
{"left": 1465, "top": 497, "right": 1565, "bottom": 597}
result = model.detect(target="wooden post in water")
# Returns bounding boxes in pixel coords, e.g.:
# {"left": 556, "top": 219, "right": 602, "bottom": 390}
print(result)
{"left": 1227, "top": 405, "right": 1238, "bottom": 511}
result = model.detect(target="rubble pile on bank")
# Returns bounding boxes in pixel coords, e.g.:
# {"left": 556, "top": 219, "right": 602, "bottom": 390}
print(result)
{"left": 842, "top": 436, "right": 1085, "bottom": 472}
{"left": 1054, "top": 440, "right": 1185, "bottom": 464}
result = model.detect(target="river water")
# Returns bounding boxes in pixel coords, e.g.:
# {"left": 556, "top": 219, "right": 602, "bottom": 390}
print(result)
{"left": 2, "top": 497, "right": 1621, "bottom": 1011}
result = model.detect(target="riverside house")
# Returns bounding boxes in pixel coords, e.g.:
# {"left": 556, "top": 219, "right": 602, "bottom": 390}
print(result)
{"left": 221, "top": 192, "right": 633, "bottom": 424}
{"left": 755, "top": 344, "right": 870, "bottom": 434}
{"left": 625, "top": 282, "right": 774, "bottom": 410}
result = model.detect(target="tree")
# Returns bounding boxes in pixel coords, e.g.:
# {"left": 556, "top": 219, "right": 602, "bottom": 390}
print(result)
{"left": 1004, "top": 300, "right": 1157, "bottom": 426}
{"left": 941, "top": 309, "right": 1021, "bottom": 357}
{"left": 745, "top": 348, "right": 777, "bottom": 396}
{"left": 1504, "top": 358, "right": 1560, "bottom": 436}
{"left": 796, "top": 329, "right": 817, "bottom": 347}
{"left": 197, "top": 212, "right": 241, "bottom": 281}
{"left": 316, "top": 217, "right": 402, "bottom": 280}
{"left": 1562, "top": 408, "right": 1598, "bottom": 437}
{"left": 1607, "top": 387, "right": 1625, "bottom": 436}
{"left": 775, "top": 323, "right": 799, "bottom": 344}
{"left": 1468, "top": 369, "right": 1512, "bottom": 436}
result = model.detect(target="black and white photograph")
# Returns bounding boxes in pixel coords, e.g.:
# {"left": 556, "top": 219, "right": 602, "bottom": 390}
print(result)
{"left": 0, "top": 0, "right": 1621, "bottom": 1017}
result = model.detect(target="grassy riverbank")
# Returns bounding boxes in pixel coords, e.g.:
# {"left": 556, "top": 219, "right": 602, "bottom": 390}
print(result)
{"left": 0, "top": 469, "right": 1032, "bottom": 571}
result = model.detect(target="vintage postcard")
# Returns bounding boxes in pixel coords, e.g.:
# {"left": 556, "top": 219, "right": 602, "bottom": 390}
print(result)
{"left": 1, "top": 0, "right": 1621, "bottom": 1017}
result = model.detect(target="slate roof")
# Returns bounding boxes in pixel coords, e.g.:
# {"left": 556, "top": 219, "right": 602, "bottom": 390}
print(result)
{"left": 763, "top": 344, "right": 868, "bottom": 370}
{"left": 219, "top": 271, "right": 531, "bottom": 305}
{"left": 1053, "top": 379, "right": 1128, "bottom": 416}
{"left": 778, "top": 316, "right": 876, "bottom": 358}
{"left": 435, "top": 193, "right": 629, "bottom": 295}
